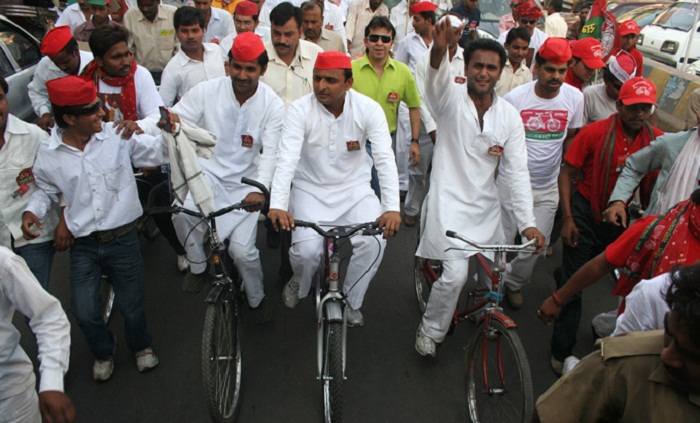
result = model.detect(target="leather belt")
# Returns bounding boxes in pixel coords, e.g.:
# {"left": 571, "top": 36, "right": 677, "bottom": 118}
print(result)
{"left": 87, "top": 221, "right": 136, "bottom": 243}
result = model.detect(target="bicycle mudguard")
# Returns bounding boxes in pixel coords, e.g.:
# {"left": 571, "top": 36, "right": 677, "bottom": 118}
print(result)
{"left": 486, "top": 311, "right": 518, "bottom": 329}
{"left": 204, "top": 284, "right": 226, "bottom": 304}
{"left": 323, "top": 300, "right": 344, "bottom": 323}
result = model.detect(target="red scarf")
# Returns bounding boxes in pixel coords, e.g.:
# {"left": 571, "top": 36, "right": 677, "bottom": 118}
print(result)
{"left": 590, "top": 114, "right": 656, "bottom": 220}
{"left": 614, "top": 198, "right": 700, "bottom": 304}
{"left": 81, "top": 60, "right": 138, "bottom": 121}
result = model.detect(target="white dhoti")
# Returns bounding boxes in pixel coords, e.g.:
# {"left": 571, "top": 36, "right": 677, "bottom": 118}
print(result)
{"left": 395, "top": 104, "right": 411, "bottom": 192}
{"left": 404, "top": 132, "right": 434, "bottom": 216}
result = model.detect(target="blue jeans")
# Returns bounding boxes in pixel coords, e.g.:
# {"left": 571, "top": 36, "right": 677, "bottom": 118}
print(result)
{"left": 15, "top": 240, "right": 55, "bottom": 290}
{"left": 70, "top": 228, "right": 151, "bottom": 359}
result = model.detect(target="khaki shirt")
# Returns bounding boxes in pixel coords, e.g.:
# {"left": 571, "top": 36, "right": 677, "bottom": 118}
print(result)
{"left": 123, "top": 4, "right": 179, "bottom": 73}
{"left": 304, "top": 28, "right": 347, "bottom": 55}
{"left": 261, "top": 40, "right": 323, "bottom": 107}
{"left": 536, "top": 331, "right": 700, "bottom": 422}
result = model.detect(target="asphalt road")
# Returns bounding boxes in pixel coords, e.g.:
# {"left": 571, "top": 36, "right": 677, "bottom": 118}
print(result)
{"left": 16, "top": 221, "right": 618, "bottom": 422}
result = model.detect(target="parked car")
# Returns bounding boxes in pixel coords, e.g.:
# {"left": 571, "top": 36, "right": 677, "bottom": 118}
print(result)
{"left": 617, "top": 4, "right": 671, "bottom": 30}
{"left": 606, "top": 1, "right": 672, "bottom": 19}
{"left": 636, "top": 2, "right": 700, "bottom": 68}
{"left": 0, "top": 14, "right": 42, "bottom": 122}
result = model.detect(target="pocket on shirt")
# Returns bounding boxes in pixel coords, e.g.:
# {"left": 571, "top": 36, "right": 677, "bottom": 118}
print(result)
{"left": 102, "top": 165, "right": 129, "bottom": 193}
{"left": 158, "top": 32, "right": 175, "bottom": 51}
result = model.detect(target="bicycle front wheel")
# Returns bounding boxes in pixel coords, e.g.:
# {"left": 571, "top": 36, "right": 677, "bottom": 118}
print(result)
{"left": 465, "top": 319, "right": 533, "bottom": 423}
{"left": 202, "top": 294, "right": 242, "bottom": 423}
{"left": 323, "top": 321, "right": 344, "bottom": 423}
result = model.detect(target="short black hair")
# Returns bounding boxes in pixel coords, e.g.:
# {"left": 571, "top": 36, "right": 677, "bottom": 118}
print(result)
{"left": 505, "top": 26, "right": 531, "bottom": 45}
{"left": 418, "top": 11, "right": 437, "bottom": 25}
{"left": 463, "top": 38, "right": 507, "bottom": 69}
{"left": 344, "top": 68, "right": 352, "bottom": 81}
{"left": 228, "top": 49, "right": 270, "bottom": 69}
{"left": 575, "top": 2, "right": 593, "bottom": 13}
{"left": 88, "top": 25, "right": 129, "bottom": 58}
{"left": 0, "top": 76, "right": 8, "bottom": 95}
{"left": 549, "top": 0, "right": 563, "bottom": 12}
{"left": 270, "top": 2, "right": 302, "bottom": 28}
{"left": 364, "top": 16, "right": 396, "bottom": 39}
{"left": 665, "top": 259, "right": 700, "bottom": 348}
{"left": 51, "top": 102, "right": 93, "bottom": 128}
{"left": 59, "top": 38, "right": 79, "bottom": 56}
{"left": 300, "top": 0, "right": 323, "bottom": 15}
{"left": 174, "top": 6, "right": 205, "bottom": 30}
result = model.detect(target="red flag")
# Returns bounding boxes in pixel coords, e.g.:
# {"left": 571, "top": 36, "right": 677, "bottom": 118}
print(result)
{"left": 579, "top": 0, "right": 621, "bottom": 61}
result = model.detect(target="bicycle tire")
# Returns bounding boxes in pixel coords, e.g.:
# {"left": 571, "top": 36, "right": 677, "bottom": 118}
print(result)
{"left": 202, "top": 294, "right": 242, "bottom": 423}
{"left": 323, "top": 321, "right": 344, "bottom": 423}
{"left": 414, "top": 256, "right": 441, "bottom": 313}
{"left": 100, "top": 274, "right": 115, "bottom": 324}
{"left": 465, "top": 319, "right": 533, "bottom": 423}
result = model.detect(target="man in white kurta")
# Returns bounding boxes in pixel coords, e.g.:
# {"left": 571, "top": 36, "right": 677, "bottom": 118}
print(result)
{"left": 170, "top": 33, "right": 283, "bottom": 322}
{"left": 267, "top": 51, "right": 401, "bottom": 327}
{"left": 415, "top": 21, "right": 542, "bottom": 357}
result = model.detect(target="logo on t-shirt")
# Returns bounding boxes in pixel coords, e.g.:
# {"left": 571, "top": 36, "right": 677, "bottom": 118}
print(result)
{"left": 521, "top": 110, "right": 569, "bottom": 141}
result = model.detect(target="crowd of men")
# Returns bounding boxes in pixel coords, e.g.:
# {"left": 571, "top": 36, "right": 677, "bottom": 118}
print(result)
{"left": 1, "top": 0, "right": 699, "bottom": 421}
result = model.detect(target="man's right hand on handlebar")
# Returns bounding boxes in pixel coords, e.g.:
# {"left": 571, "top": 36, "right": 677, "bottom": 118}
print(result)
{"left": 376, "top": 211, "right": 401, "bottom": 238}
{"left": 523, "top": 227, "right": 546, "bottom": 254}
{"left": 267, "top": 208, "right": 295, "bottom": 231}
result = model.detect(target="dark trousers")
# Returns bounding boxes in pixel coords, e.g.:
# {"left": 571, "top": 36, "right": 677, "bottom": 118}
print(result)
{"left": 136, "top": 170, "right": 185, "bottom": 255}
{"left": 551, "top": 191, "right": 625, "bottom": 360}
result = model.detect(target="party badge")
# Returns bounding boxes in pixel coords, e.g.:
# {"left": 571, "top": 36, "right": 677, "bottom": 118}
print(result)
{"left": 387, "top": 92, "right": 399, "bottom": 103}
{"left": 241, "top": 135, "right": 254, "bottom": 148}
{"left": 454, "top": 76, "right": 466, "bottom": 84}
{"left": 346, "top": 141, "right": 361, "bottom": 151}
{"left": 488, "top": 145, "right": 504, "bottom": 157}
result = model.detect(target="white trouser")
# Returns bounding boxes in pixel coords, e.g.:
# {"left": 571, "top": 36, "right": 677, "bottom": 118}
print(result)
{"left": 172, "top": 189, "right": 265, "bottom": 307}
{"left": 419, "top": 258, "right": 472, "bottom": 343}
{"left": 0, "top": 386, "right": 40, "bottom": 423}
{"left": 290, "top": 230, "right": 386, "bottom": 310}
{"left": 498, "top": 180, "right": 559, "bottom": 291}
{"left": 404, "top": 133, "right": 434, "bottom": 216}
{"left": 395, "top": 104, "right": 411, "bottom": 191}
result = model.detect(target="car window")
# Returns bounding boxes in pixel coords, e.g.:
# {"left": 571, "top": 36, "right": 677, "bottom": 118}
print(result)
{"left": 0, "top": 47, "right": 14, "bottom": 77}
{"left": 654, "top": 3, "right": 696, "bottom": 32}
{"left": 0, "top": 22, "right": 40, "bottom": 70}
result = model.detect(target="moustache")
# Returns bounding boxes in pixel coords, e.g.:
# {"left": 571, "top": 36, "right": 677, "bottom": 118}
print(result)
{"left": 274, "top": 42, "right": 290, "bottom": 49}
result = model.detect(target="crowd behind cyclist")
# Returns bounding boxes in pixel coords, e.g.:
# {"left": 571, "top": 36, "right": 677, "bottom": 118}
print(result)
{"left": 1, "top": 0, "right": 699, "bottom": 421}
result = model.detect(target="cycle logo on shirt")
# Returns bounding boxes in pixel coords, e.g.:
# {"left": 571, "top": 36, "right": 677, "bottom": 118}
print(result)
{"left": 521, "top": 110, "right": 569, "bottom": 141}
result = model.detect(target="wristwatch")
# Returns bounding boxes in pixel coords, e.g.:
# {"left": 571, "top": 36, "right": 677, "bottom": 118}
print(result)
{"left": 410, "top": 138, "right": 420, "bottom": 143}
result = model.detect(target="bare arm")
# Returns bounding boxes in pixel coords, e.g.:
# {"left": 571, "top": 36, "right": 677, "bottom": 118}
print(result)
{"left": 559, "top": 162, "right": 579, "bottom": 248}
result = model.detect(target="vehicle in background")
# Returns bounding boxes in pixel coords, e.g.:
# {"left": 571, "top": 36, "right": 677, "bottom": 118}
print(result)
{"left": 0, "top": 14, "right": 42, "bottom": 122}
{"left": 636, "top": 2, "right": 700, "bottom": 69}
{"left": 606, "top": 1, "right": 672, "bottom": 19}
{"left": 0, "top": 0, "right": 57, "bottom": 39}
{"left": 617, "top": 4, "right": 671, "bottom": 30}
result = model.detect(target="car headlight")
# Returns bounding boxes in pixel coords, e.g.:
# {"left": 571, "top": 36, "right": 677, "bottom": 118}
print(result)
{"left": 637, "top": 34, "right": 644, "bottom": 45}
{"left": 661, "top": 41, "right": 679, "bottom": 54}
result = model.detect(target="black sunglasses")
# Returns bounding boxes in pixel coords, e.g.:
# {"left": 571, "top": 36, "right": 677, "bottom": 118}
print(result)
{"left": 520, "top": 17, "right": 537, "bottom": 25}
{"left": 368, "top": 34, "right": 392, "bottom": 43}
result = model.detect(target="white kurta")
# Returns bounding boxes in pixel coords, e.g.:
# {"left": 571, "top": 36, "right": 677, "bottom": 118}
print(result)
{"left": 159, "top": 43, "right": 226, "bottom": 107}
{"left": 613, "top": 273, "right": 670, "bottom": 336}
{"left": 417, "top": 48, "right": 536, "bottom": 260}
{"left": 28, "top": 51, "right": 93, "bottom": 117}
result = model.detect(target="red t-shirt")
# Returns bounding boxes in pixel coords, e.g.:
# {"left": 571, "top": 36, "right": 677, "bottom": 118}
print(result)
{"left": 563, "top": 115, "right": 664, "bottom": 201}
{"left": 628, "top": 47, "right": 644, "bottom": 77}
{"left": 564, "top": 68, "right": 583, "bottom": 91}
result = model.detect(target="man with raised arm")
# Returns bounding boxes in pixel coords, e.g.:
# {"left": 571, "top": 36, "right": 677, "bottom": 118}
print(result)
{"left": 414, "top": 20, "right": 544, "bottom": 358}
{"left": 267, "top": 51, "right": 401, "bottom": 327}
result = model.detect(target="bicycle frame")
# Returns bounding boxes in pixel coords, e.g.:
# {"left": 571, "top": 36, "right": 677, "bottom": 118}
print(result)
{"left": 316, "top": 237, "right": 347, "bottom": 381}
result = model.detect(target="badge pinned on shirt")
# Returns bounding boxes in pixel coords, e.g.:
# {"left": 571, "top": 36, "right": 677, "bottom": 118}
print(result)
{"left": 488, "top": 145, "right": 504, "bottom": 157}
{"left": 211, "top": 38, "right": 220, "bottom": 45}
{"left": 324, "top": 24, "right": 334, "bottom": 30}
{"left": 387, "top": 92, "right": 399, "bottom": 104}
{"left": 241, "top": 135, "right": 254, "bottom": 148}
{"left": 454, "top": 76, "right": 466, "bottom": 84}
{"left": 346, "top": 141, "right": 361, "bottom": 151}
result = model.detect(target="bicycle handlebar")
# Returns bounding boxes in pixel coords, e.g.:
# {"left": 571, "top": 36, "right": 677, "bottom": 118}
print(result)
{"left": 294, "top": 220, "right": 383, "bottom": 238}
{"left": 446, "top": 230, "right": 537, "bottom": 252}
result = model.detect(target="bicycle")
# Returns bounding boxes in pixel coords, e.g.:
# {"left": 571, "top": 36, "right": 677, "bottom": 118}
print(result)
{"left": 150, "top": 177, "right": 268, "bottom": 423}
{"left": 414, "top": 230, "right": 537, "bottom": 423}
{"left": 292, "top": 220, "right": 383, "bottom": 423}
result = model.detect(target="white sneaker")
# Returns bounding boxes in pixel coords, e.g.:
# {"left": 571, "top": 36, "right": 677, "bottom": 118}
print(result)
{"left": 135, "top": 347, "right": 159, "bottom": 372}
{"left": 415, "top": 334, "right": 437, "bottom": 357}
{"left": 177, "top": 255, "right": 189, "bottom": 273}
{"left": 283, "top": 278, "right": 300, "bottom": 309}
{"left": 562, "top": 356, "right": 580, "bottom": 376}
{"left": 550, "top": 356, "right": 564, "bottom": 376}
{"left": 93, "top": 358, "right": 114, "bottom": 381}
{"left": 346, "top": 307, "right": 364, "bottom": 327}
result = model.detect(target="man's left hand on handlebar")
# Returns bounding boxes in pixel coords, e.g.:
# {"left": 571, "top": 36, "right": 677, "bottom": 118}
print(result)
{"left": 376, "top": 211, "right": 401, "bottom": 238}
{"left": 242, "top": 192, "right": 266, "bottom": 213}
{"left": 523, "top": 227, "right": 546, "bottom": 254}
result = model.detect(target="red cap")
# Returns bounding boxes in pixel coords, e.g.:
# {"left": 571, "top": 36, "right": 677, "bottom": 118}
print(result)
{"left": 315, "top": 51, "right": 351, "bottom": 70}
{"left": 235, "top": 1, "right": 258, "bottom": 16}
{"left": 516, "top": 2, "right": 542, "bottom": 19}
{"left": 619, "top": 77, "right": 657, "bottom": 106}
{"left": 607, "top": 51, "right": 637, "bottom": 83}
{"left": 571, "top": 38, "right": 606, "bottom": 69}
{"left": 619, "top": 20, "right": 639, "bottom": 36}
{"left": 46, "top": 76, "right": 97, "bottom": 107}
{"left": 231, "top": 32, "right": 266, "bottom": 62}
{"left": 538, "top": 37, "right": 572, "bottom": 65}
{"left": 41, "top": 26, "right": 73, "bottom": 58}
{"left": 410, "top": 1, "right": 437, "bottom": 14}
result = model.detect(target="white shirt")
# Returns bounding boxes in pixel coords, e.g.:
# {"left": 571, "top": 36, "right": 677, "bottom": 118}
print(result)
{"left": 613, "top": 273, "right": 670, "bottom": 336}
{"left": 494, "top": 59, "right": 532, "bottom": 97}
{"left": 218, "top": 26, "right": 272, "bottom": 57}
{"left": 390, "top": 1, "right": 411, "bottom": 46}
{"left": 545, "top": 12, "right": 568, "bottom": 38}
{"left": 394, "top": 31, "right": 431, "bottom": 74}
{"left": 204, "top": 7, "right": 235, "bottom": 43}
{"left": 503, "top": 81, "right": 583, "bottom": 188}
{"left": 583, "top": 82, "right": 617, "bottom": 125}
{"left": 159, "top": 43, "right": 226, "bottom": 107}
{"left": 322, "top": 0, "right": 346, "bottom": 41}
{"left": 414, "top": 45, "right": 465, "bottom": 134}
{"left": 261, "top": 39, "right": 323, "bottom": 107}
{"left": 28, "top": 50, "right": 93, "bottom": 117}
{"left": 417, "top": 48, "right": 536, "bottom": 260}
{"left": 0, "top": 116, "right": 55, "bottom": 249}
{"left": 55, "top": 2, "right": 87, "bottom": 34}
{"left": 26, "top": 124, "right": 168, "bottom": 237}
{"left": 171, "top": 77, "right": 284, "bottom": 190}
{"left": 499, "top": 27, "right": 548, "bottom": 70}
{"left": 0, "top": 247, "right": 70, "bottom": 399}
{"left": 270, "top": 89, "right": 400, "bottom": 213}
{"left": 328, "top": 0, "right": 349, "bottom": 19}
{"left": 258, "top": 4, "right": 272, "bottom": 29}
{"left": 95, "top": 64, "right": 163, "bottom": 128}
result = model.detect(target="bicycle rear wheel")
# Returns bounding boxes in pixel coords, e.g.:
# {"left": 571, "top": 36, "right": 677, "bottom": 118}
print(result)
{"left": 414, "top": 256, "right": 441, "bottom": 313}
{"left": 202, "top": 293, "right": 242, "bottom": 423}
{"left": 323, "top": 321, "right": 344, "bottom": 423}
{"left": 465, "top": 319, "right": 533, "bottom": 423}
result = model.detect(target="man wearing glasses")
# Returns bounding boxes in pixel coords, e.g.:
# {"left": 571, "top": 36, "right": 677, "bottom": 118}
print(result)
{"left": 498, "top": 1, "right": 548, "bottom": 69}
{"left": 351, "top": 16, "right": 421, "bottom": 199}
